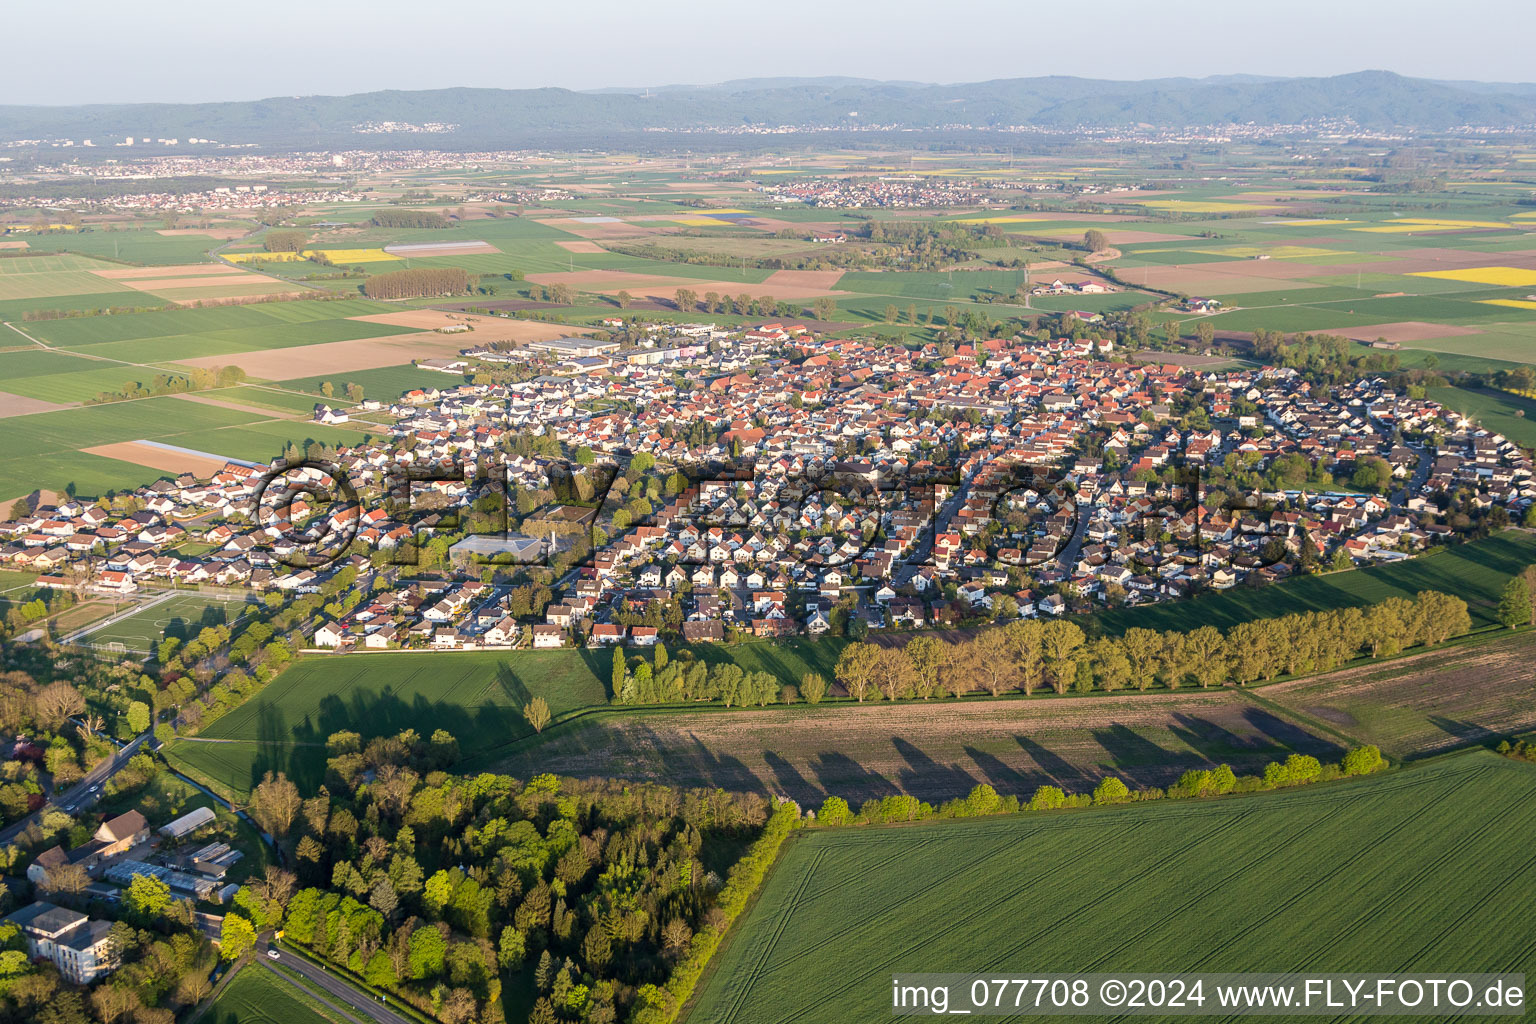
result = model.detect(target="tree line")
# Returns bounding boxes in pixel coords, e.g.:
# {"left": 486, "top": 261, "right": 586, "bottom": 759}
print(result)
{"left": 607, "top": 590, "right": 1472, "bottom": 712}
{"left": 363, "top": 267, "right": 471, "bottom": 300}
{"left": 372, "top": 210, "right": 454, "bottom": 230}
{"left": 87, "top": 364, "right": 246, "bottom": 404}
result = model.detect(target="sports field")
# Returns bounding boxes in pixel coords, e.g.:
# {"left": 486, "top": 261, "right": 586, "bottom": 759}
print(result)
{"left": 164, "top": 649, "right": 611, "bottom": 797}
{"left": 205, "top": 965, "right": 345, "bottom": 1024}
{"left": 74, "top": 591, "right": 258, "bottom": 652}
{"left": 685, "top": 751, "right": 1536, "bottom": 1024}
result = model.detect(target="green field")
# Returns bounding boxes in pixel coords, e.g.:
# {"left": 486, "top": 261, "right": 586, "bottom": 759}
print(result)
{"left": 20, "top": 227, "right": 228, "bottom": 266}
{"left": 75, "top": 591, "right": 260, "bottom": 652}
{"left": 685, "top": 751, "right": 1536, "bottom": 1024}
{"left": 1430, "top": 386, "right": 1536, "bottom": 447}
{"left": 273, "top": 362, "right": 451, "bottom": 399}
{"left": 204, "top": 965, "right": 346, "bottom": 1024}
{"left": 1096, "top": 530, "right": 1536, "bottom": 634}
{"left": 165, "top": 649, "right": 612, "bottom": 798}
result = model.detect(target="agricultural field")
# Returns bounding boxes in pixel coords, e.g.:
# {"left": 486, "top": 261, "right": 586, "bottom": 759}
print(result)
{"left": 1095, "top": 530, "right": 1536, "bottom": 634}
{"left": 0, "top": 297, "right": 478, "bottom": 500}
{"left": 1429, "top": 385, "right": 1536, "bottom": 447}
{"left": 685, "top": 751, "right": 1536, "bottom": 1024}
{"left": 0, "top": 392, "right": 379, "bottom": 504}
{"left": 488, "top": 687, "right": 1339, "bottom": 805}
{"left": 1264, "top": 628, "right": 1536, "bottom": 758}
{"left": 163, "top": 649, "right": 611, "bottom": 799}
{"left": 204, "top": 965, "right": 345, "bottom": 1024}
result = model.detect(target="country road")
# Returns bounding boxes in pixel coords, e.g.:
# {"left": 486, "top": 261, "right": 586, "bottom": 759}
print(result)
{"left": 0, "top": 731, "right": 149, "bottom": 843}
{"left": 256, "top": 938, "right": 416, "bottom": 1024}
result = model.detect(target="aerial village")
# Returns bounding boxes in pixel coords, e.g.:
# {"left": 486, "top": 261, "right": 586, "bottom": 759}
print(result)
{"left": 4, "top": 317, "right": 1531, "bottom": 654}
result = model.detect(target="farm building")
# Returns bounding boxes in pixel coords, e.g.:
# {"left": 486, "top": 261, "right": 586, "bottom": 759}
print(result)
{"left": 159, "top": 806, "right": 217, "bottom": 839}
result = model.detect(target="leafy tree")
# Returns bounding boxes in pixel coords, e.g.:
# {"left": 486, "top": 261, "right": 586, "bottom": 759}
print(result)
{"left": 1498, "top": 576, "right": 1532, "bottom": 629}
{"left": 125, "top": 873, "right": 172, "bottom": 919}
{"left": 1342, "top": 745, "right": 1387, "bottom": 776}
{"left": 1091, "top": 776, "right": 1130, "bottom": 805}
{"left": 524, "top": 696, "right": 551, "bottom": 733}
{"left": 800, "top": 671, "right": 826, "bottom": 705}
{"left": 125, "top": 700, "right": 151, "bottom": 735}
{"left": 408, "top": 924, "right": 448, "bottom": 979}
{"left": 219, "top": 914, "right": 256, "bottom": 960}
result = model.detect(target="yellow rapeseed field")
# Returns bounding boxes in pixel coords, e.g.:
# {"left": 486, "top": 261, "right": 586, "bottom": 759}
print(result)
{"left": 223, "top": 251, "right": 303, "bottom": 263}
{"left": 303, "top": 248, "right": 401, "bottom": 263}
{"left": 1411, "top": 267, "right": 1536, "bottom": 287}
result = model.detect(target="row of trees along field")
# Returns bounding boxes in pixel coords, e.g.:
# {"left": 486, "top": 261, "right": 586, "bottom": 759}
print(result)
{"left": 371, "top": 210, "right": 454, "bottom": 229}
{"left": 363, "top": 267, "right": 470, "bottom": 300}
{"left": 87, "top": 364, "right": 245, "bottom": 404}
{"left": 831, "top": 591, "right": 1471, "bottom": 701}
{"left": 609, "top": 590, "right": 1472, "bottom": 709}
{"left": 226, "top": 762, "right": 775, "bottom": 1024}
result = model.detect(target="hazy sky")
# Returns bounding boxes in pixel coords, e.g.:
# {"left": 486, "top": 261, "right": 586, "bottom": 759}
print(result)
{"left": 9, "top": 0, "right": 1533, "bottom": 105}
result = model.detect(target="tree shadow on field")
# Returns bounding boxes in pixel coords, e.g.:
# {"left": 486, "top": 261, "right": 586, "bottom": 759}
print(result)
{"left": 1090, "top": 723, "right": 1180, "bottom": 774}
{"left": 674, "top": 732, "right": 766, "bottom": 794}
{"left": 810, "top": 751, "right": 901, "bottom": 805}
{"left": 1425, "top": 714, "right": 1499, "bottom": 749}
{"left": 495, "top": 663, "right": 533, "bottom": 710}
{"left": 163, "top": 617, "right": 191, "bottom": 641}
{"left": 763, "top": 751, "right": 823, "bottom": 806}
{"left": 892, "top": 737, "right": 979, "bottom": 800}
{"left": 1015, "top": 734, "right": 1086, "bottom": 788}
{"left": 272, "top": 683, "right": 526, "bottom": 785}
{"left": 962, "top": 745, "right": 1036, "bottom": 796}
{"left": 1165, "top": 712, "right": 1266, "bottom": 761}
{"left": 1236, "top": 707, "right": 1344, "bottom": 759}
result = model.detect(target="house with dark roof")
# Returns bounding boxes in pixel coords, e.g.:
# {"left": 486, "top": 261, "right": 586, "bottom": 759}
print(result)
{"left": 5, "top": 901, "right": 118, "bottom": 983}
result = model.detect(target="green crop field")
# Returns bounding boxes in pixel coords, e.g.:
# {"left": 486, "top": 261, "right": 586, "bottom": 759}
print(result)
{"left": 164, "top": 649, "right": 613, "bottom": 798}
{"left": 205, "top": 965, "right": 346, "bottom": 1024}
{"left": 21, "top": 228, "right": 226, "bottom": 266}
{"left": 685, "top": 751, "right": 1536, "bottom": 1024}
{"left": 52, "top": 316, "right": 416, "bottom": 365}
{"left": 1095, "top": 530, "right": 1536, "bottom": 635}
{"left": 1430, "top": 386, "right": 1536, "bottom": 447}
{"left": 20, "top": 297, "right": 395, "bottom": 348}
{"left": 273, "top": 362, "right": 451, "bottom": 399}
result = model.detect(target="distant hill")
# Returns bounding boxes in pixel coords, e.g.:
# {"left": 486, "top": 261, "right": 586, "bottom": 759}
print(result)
{"left": 4, "top": 71, "right": 1535, "bottom": 149}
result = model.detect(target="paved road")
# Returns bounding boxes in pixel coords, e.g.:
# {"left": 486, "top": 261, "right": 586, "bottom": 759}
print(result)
{"left": 1055, "top": 502, "right": 1094, "bottom": 574}
{"left": 0, "top": 731, "right": 150, "bottom": 843}
{"left": 256, "top": 937, "right": 414, "bottom": 1024}
{"left": 1390, "top": 443, "right": 1431, "bottom": 508}
{"left": 894, "top": 477, "right": 972, "bottom": 587}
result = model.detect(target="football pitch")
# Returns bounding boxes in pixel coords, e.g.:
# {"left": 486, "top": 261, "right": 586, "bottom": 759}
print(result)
{"left": 72, "top": 590, "right": 258, "bottom": 653}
